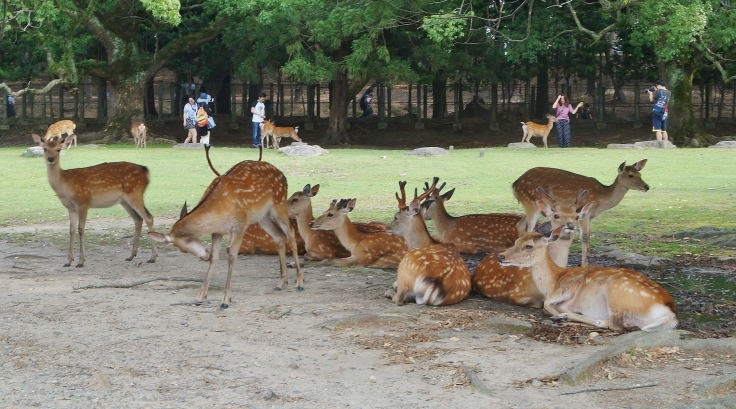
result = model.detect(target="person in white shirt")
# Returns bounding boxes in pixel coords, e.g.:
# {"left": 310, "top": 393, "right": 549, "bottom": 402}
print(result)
{"left": 250, "top": 92, "right": 267, "bottom": 148}
{"left": 182, "top": 97, "right": 198, "bottom": 143}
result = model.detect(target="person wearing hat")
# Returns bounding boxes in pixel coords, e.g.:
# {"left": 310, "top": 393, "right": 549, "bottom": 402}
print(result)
{"left": 648, "top": 79, "right": 671, "bottom": 141}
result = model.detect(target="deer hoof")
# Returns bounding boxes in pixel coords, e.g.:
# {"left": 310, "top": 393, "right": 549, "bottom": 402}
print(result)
{"left": 551, "top": 314, "right": 570, "bottom": 323}
{"left": 218, "top": 303, "right": 229, "bottom": 310}
{"left": 63, "top": 263, "right": 71, "bottom": 267}
{"left": 273, "top": 286, "right": 283, "bottom": 291}
{"left": 125, "top": 257, "right": 133, "bottom": 261}
{"left": 75, "top": 263, "right": 84, "bottom": 268}
{"left": 147, "top": 259, "right": 156, "bottom": 263}
{"left": 296, "top": 286, "right": 304, "bottom": 292}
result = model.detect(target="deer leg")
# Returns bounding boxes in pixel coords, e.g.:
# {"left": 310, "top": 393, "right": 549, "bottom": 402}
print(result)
{"left": 120, "top": 202, "right": 143, "bottom": 261}
{"left": 125, "top": 199, "right": 157, "bottom": 263}
{"left": 196, "top": 234, "right": 222, "bottom": 304}
{"left": 273, "top": 136, "right": 280, "bottom": 150}
{"left": 579, "top": 217, "right": 591, "bottom": 267}
{"left": 66, "top": 209, "right": 78, "bottom": 267}
{"left": 550, "top": 311, "right": 619, "bottom": 331}
{"left": 76, "top": 207, "right": 89, "bottom": 267}
{"left": 319, "top": 256, "right": 359, "bottom": 267}
{"left": 287, "top": 223, "right": 304, "bottom": 290}
{"left": 542, "top": 134, "right": 548, "bottom": 148}
{"left": 221, "top": 229, "right": 244, "bottom": 309}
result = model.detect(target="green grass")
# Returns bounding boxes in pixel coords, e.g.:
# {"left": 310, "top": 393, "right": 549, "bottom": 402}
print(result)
{"left": 1, "top": 143, "right": 734, "bottom": 256}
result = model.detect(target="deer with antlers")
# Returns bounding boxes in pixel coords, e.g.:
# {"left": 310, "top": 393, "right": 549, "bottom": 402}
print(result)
{"left": 385, "top": 178, "right": 471, "bottom": 306}
{"left": 287, "top": 184, "right": 387, "bottom": 262}
{"left": 520, "top": 114, "right": 557, "bottom": 148}
{"left": 31, "top": 133, "right": 157, "bottom": 267}
{"left": 498, "top": 225, "right": 677, "bottom": 331}
{"left": 309, "top": 198, "right": 407, "bottom": 268}
{"left": 513, "top": 159, "right": 649, "bottom": 266}
{"left": 473, "top": 188, "right": 592, "bottom": 308}
{"left": 422, "top": 180, "right": 523, "bottom": 254}
{"left": 149, "top": 157, "right": 303, "bottom": 309}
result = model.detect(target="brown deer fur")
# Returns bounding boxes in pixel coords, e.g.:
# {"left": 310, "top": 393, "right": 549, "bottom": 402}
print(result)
{"left": 520, "top": 114, "right": 557, "bottom": 148}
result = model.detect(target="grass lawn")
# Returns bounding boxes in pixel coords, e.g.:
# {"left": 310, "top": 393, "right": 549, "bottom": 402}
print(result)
{"left": 1, "top": 143, "right": 733, "bottom": 256}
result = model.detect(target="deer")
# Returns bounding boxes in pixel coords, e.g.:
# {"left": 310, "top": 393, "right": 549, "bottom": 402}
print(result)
{"left": 31, "top": 133, "right": 157, "bottom": 267}
{"left": 421, "top": 180, "right": 523, "bottom": 254}
{"left": 260, "top": 120, "right": 302, "bottom": 149}
{"left": 472, "top": 188, "right": 592, "bottom": 308}
{"left": 513, "top": 159, "right": 649, "bottom": 267}
{"left": 149, "top": 158, "right": 303, "bottom": 309}
{"left": 131, "top": 121, "right": 147, "bottom": 148}
{"left": 384, "top": 178, "right": 471, "bottom": 306}
{"left": 44, "top": 120, "right": 77, "bottom": 149}
{"left": 497, "top": 225, "right": 678, "bottom": 332}
{"left": 309, "top": 198, "right": 407, "bottom": 268}
{"left": 287, "top": 184, "right": 387, "bottom": 262}
{"left": 520, "top": 114, "right": 557, "bottom": 148}
{"left": 238, "top": 220, "right": 307, "bottom": 255}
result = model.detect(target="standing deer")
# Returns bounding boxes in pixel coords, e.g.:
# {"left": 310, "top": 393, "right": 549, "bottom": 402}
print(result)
{"left": 31, "top": 134, "right": 157, "bottom": 267}
{"left": 131, "top": 121, "right": 147, "bottom": 148}
{"left": 385, "top": 179, "right": 471, "bottom": 306}
{"left": 513, "top": 159, "right": 649, "bottom": 266}
{"left": 472, "top": 189, "right": 592, "bottom": 308}
{"left": 44, "top": 120, "right": 77, "bottom": 149}
{"left": 309, "top": 198, "right": 407, "bottom": 268}
{"left": 498, "top": 225, "right": 678, "bottom": 332}
{"left": 520, "top": 114, "right": 557, "bottom": 148}
{"left": 149, "top": 159, "right": 303, "bottom": 309}
{"left": 422, "top": 180, "right": 522, "bottom": 254}
{"left": 260, "top": 120, "right": 302, "bottom": 149}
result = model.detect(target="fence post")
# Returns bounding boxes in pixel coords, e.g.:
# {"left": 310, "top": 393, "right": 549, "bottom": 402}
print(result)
{"left": 386, "top": 85, "right": 392, "bottom": 119}
{"left": 453, "top": 81, "right": 462, "bottom": 131}
{"left": 422, "top": 84, "right": 428, "bottom": 121}
{"left": 316, "top": 84, "right": 321, "bottom": 119}
{"left": 490, "top": 83, "right": 499, "bottom": 131}
{"left": 230, "top": 83, "right": 238, "bottom": 129}
{"left": 59, "top": 85, "right": 64, "bottom": 120}
{"left": 157, "top": 80, "right": 163, "bottom": 122}
{"left": 633, "top": 82, "right": 641, "bottom": 128}
{"left": 530, "top": 85, "right": 536, "bottom": 119}
{"left": 1, "top": 89, "right": 7, "bottom": 126}
{"left": 705, "top": 83, "right": 715, "bottom": 129}
{"left": 523, "top": 83, "right": 530, "bottom": 121}
{"left": 408, "top": 84, "right": 413, "bottom": 116}
{"left": 597, "top": 86, "right": 606, "bottom": 130}
{"left": 732, "top": 82, "right": 735, "bottom": 120}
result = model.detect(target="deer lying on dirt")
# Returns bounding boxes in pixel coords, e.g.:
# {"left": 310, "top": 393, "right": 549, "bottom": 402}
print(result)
{"left": 287, "top": 184, "right": 386, "bottom": 261}
{"left": 309, "top": 198, "right": 407, "bottom": 268}
{"left": 238, "top": 220, "right": 306, "bottom": 255}
{"left": 513, "top": 159, "right": 649, "bottom": 266}
{"left": 519, "top": 114, "right": 557, "bottom": 148}
{"left": 45, "top": 120, "right": 77, "bottom": 149}
{"left": 422, "top": 180, "right": 522, "bottom": 254}
{"left": 473, "top": 189, "right": 592, "bottom": 308}
{"left": 32, "top": 133, "right": 157, "bottom": 267}
{"left": 260, "top": 120, "right": 302, "bottom": 149}
{"left": 131, "top": 121, "right": 147, "bottom": 148}
{"left": 149, "top": 157, "right": 303, "bottom": 309}
{"left": 498, "top": 225, "right": 678, "bottom": 332}
{"left": 385, "top": 178, "right": 471, "bottom": 306}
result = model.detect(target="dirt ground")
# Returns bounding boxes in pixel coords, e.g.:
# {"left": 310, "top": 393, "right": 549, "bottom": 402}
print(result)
{"left": 1, "top": 219, "right": 735, "bottom": 409}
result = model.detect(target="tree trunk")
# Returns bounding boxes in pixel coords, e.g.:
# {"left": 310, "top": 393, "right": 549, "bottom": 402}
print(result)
{"left": 100, "top": 81, "right": 146, "bottom": 143}
{"left": 666, "top": 64, "right": 698, "bottom": 144}
{"left": 432, "top": 76, "right": 447, "bottom": 119}
{"left": 326, "top": 69, "right": 349, "bottom": 144}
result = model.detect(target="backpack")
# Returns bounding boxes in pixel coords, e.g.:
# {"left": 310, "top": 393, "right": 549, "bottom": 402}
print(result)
{"left": 196, "top": 106, "right": 209, "bottom": 127}
{"left": 652, "top": 90, "right": 670, "bottom": 117}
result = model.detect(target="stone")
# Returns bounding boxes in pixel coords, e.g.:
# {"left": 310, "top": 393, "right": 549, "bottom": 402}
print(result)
{"left": 507, "top": 142, "right": 536, "bottom": 149}
{"left": 21, "top": 146, "right": 45, "bottom": 157}
{"left": 709, "top": 141, "right": 736, "bottom": 148}
{"left": 278, "top": 144, "right": 329, "bottom": 157}
{"left": 607, "top": 143, "right": 635, "bottom": 149}
{"left": 484, "top": 316, "right": 532, "bottom": 334}
{"left": 173, "top": 143, "right": 206, "bottom": 149}
{"left": 405, "top": 147, "right": 448, "bottom": 157}
{"left": 592, "top": 245, "right": 668, "bottom": 269}
{"left": 632, "top": 140, "right": 677, "bottom": 149}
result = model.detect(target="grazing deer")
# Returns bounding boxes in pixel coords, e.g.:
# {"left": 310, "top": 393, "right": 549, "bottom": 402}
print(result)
{"left": 238, "top": 220, "right": 307, "bottom": 255}
{"left": 131, "top": 121, "right": 147, "bottom": 148}
{"left": 422, "top": 180, "right": 522, "bottom": 254}
{"left": 513, "top": 159, "right": 649, "bottom": 266}
{"left": 309, "top": 198, "right": 407, "bottom": 268}
{"left": 472, "top": 189, "right": 592, "bottom": 308}
{"left": 45, "top": 120, "right": 77, "bottom": 149}
{"left": 385, "top": 179, "right": 471, "bottom": 306}
{"left": 149, "top": 159, "right": 303, "bottom": 309}
{"left": 260, "top": 120, "right": 302, "bottom": 149}
{"left": 498, "top": 225, "right": 678, "bottom": 332}
{"left": 31, "top": 134, "right": 157, "bottom": 267}
{"left": 520, "top": 114, "right": 557, "bottom": 148}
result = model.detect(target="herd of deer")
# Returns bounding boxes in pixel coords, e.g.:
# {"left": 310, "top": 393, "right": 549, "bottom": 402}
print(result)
{"left": 30, "top": 119, "right": 678, "bottom": 332}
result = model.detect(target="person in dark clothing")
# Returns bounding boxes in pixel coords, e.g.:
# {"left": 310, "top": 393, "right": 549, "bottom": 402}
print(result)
{"left": 360, "top": 85, "right": 375, "bottom": 118}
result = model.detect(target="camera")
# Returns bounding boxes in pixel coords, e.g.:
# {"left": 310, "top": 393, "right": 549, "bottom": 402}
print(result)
{"left": 644, "top": 86, "right": 656, "bottom": 93}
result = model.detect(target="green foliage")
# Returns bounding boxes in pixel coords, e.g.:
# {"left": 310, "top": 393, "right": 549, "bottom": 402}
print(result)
{"left": 139, "top": 0, "right": 182, "bottom": 26}
{"left": 421, "top": 10, "right": 470, "bottom": 47}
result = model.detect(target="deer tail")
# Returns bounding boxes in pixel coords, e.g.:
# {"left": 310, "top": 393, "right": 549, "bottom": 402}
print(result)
{"left": 204, "top": 144, "right": 220, "bottom": 176}
{"left": 414, "top": 277, "right": 446, "bottom": 306}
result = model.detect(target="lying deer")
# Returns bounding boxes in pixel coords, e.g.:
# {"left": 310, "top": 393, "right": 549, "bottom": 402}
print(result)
{"left": 32, "top": 134, "right": 157, "bottom": 267}
{"left": 45, "top": 120, "right": 77, "bottom": 149}
{"left": 260, "top": 120, "right": 302, "bottom": 149}
{"left": 513, "top": 159, "right": 649, "bottom": 266}
{"left": 498, "top": 225, "right": 678, "bottom": 332}
{"left": 131, "top": 121, "right": 147, "bottom": 148}
{"left": 238, "top": 220, "right": 306, "bottom": 255}
{"left": 473, "top": 189, "right": 592, "bottom": 308}
{"left": 520, "top": 114, "right": 557, "bottom": 148}
{"left": 149, "top": 159, "right": 303, "bottom": 309}
{"left": 385, "top": 179, "right": 471, "bottom": 306}
{"left": 288, "top": 184, "right": 386, "bottom": 261}
{"left": 422, "top": 180, "right": 522, "bottom": 254}
{"left": 309, "top": 198, "right": 407, "bottom": 268}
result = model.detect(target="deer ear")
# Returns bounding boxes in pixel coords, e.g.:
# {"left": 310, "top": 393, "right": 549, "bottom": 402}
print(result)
{"left": 310, "top": 184, "right": 320, "bottom": 196}
{"left": 443, "top": 188, "right": 455, "bottom": 201}
{"left": 346, "top": 198, "right": 356, "bottom": 212}
{"left": 32, "top": 134, "right": 43, "bottom": 146}
{"left": 149, "top": 232, "right": 171, "bottom": 243}
{"left": 634, "top": 159, "right": 647, "bottom": 171}
{"left": 302, "top": 184, "right": 311, "bottom": 194}
{"left": 179, "top": 202, "right": 188, "bottom": 219}
{"left": 546, "top": 225, "right": 564, "bottom": 242}
{"left": 536, "top": 200, "right": 553, "bottom": 217}
{"left": 576, "top": 202, "right": 594, "bottom": 218}
{"left": 536, "top": 221, "right": 553, "bottom": 237}
{"left": 618, "top": 161, "right": 626, "bottom": 174}
{"left": 408, "top": 199, "right": 422, "bottom": 216}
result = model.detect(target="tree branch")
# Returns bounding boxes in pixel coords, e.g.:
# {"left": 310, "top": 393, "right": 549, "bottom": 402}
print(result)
{"left": 0, "top": 79, "right": 64, "bottom": 97}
